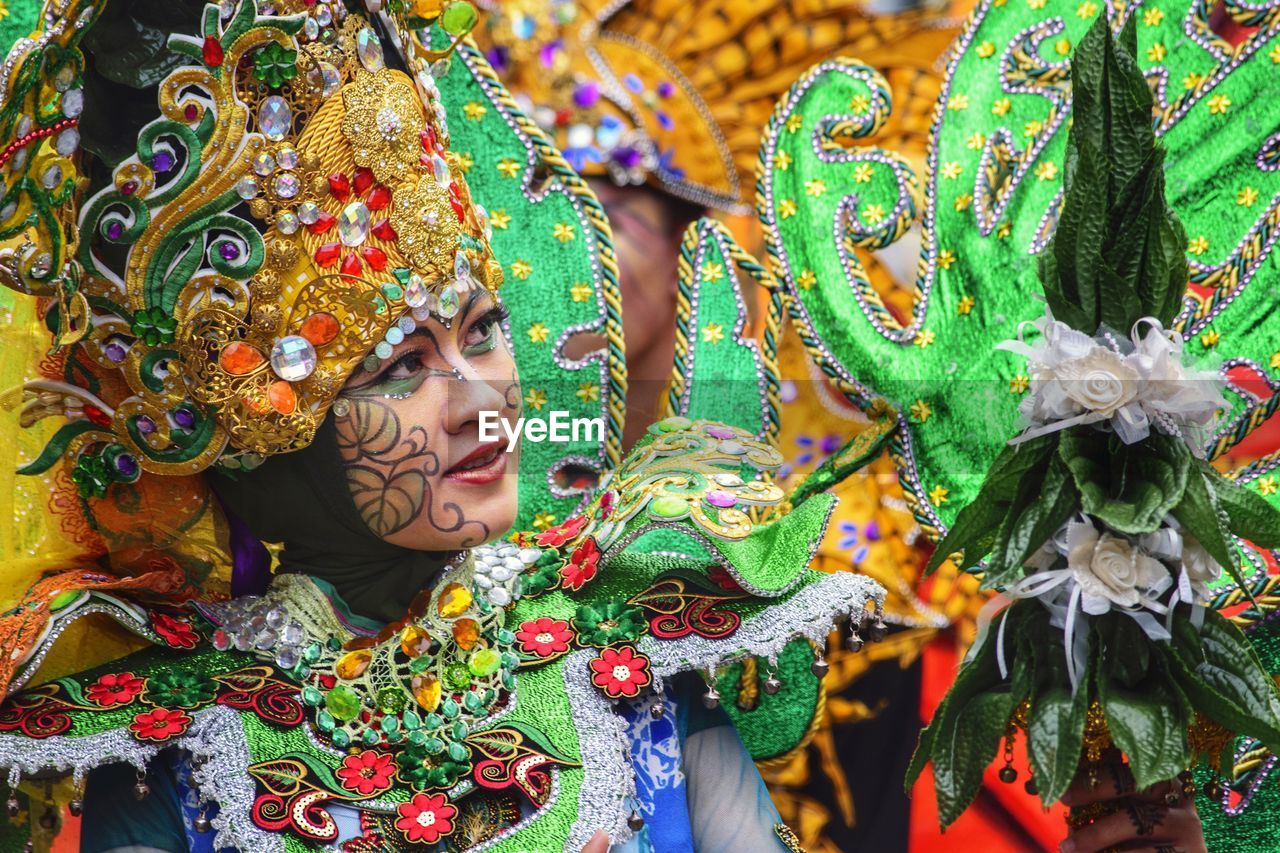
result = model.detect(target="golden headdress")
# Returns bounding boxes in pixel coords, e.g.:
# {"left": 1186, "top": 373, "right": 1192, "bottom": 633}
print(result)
{"left": 0, "top": 0, "right": 500, "bottom": 491}
{"left": 474, "top": 0, "right": 957, "bottom": 213}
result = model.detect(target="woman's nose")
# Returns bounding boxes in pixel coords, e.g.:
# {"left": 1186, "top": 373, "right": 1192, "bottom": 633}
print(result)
{"left": 443, "top": 365, "right": 511, "bottom": 437}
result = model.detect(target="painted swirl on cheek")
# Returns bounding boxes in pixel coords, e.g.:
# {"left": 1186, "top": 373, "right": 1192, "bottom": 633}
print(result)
{"left": 335, "top": 398, "right": 440, "bottom": 538}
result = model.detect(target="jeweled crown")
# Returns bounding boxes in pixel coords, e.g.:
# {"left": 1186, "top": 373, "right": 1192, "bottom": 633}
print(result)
{"left": 0, "top": 0, "right": 500, "bottom": 492}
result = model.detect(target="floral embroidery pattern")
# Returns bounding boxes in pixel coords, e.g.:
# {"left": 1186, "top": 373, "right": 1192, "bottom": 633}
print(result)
{"left": 560, "top": 537, "right": 600, "bottom": 591}
{"left": 151, "top": 611, "right": 200, "bottom": 649}
{"left": 534, "top": 514, "right": 588, "bottom": 548}
{"left": 85, "top": 672, "right": 144, "bottom": 707}
{"left": 395, "top": 792, "right": 456, "bottom": 844}
{"left": 589, "top": 646, "right": 652, "bottom": 699}
{"left": 514, "top": 617, "right": 573, "bottom": 658}
{"left": 129, "top": 707, "right": 192, "bottom": 742}
{"left": 336, "top": 750, "right": 396, "bottom": 796}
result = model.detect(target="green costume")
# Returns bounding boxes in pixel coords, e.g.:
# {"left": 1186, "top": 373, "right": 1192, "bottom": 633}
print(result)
{"left": 0, "top": 0, "right": 885, "bottom": 850}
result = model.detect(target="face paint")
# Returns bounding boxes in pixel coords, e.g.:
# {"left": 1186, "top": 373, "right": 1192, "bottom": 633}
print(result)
{"left": 334, "top": 293, "right": 522, "bottom": 550}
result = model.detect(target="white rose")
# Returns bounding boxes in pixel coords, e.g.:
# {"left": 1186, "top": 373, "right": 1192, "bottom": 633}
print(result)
{"left": 1181, "top": 532, "right": 1222, "bottom": 597}
{"left": 1066, "top": 523, "right": 1167, "bottom": 614}
{"left": 1054, "top": 348, "right": 1141, "bottom": 417}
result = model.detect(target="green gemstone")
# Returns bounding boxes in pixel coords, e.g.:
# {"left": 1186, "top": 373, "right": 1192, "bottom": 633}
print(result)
{"left": 497, "top": 629, "right": 516, "bottom": 645}
{"left": 451, "top": 720, "right": 467, "bottom": 741}
{"left": 408, "top": 729, "right": 427, "bottom": 746}
{"left": 483, "top": 688, "right": 496, "bottom": 705}
{"left": 377, "top": 687, "right": 407, "bottom": 713}
{"left": 380, "top": 714, "right": 400, "bottom": 734}
{"left": 501, "top": 671, "right": 516, "bottom": 690}
{"left": 381, "top": 282, "right": 404, "bottom": 301}
{"left": 331, "top": 728, "right": 351, "bottom": 748}
{"left": 447, "top": 741, "right": 469, "bottom": 762}
{"left": 424, "top": 737, "right": 445, "bottom": 755}
{"left": 316, "top": 709, "right": 336, "bottom": 732}
{"left": 326, "top": 635, "right": 342, "bottom": 652}
{"left": 402, "top": 711, "right": 421, "bottom": 731}
{"left": 302, "top": 687, "right": 324, "bottom": 707}
{"left": 443, "top": 663, "right": 471, "bottom": 691}
{"left": 501, "top": 652, "right": 520, "bottom": 670}
{"left": 649, "top": 496, "right": 690, "bottom": 518}
{"left": 468, "top": 648, "right": 501, "bottom": 677}
{"left": 409, "top": 655, "right": 433, "bottom": 674}
{"left": 324, "top": 685, "right": 361, "bottom": 721}
{"left": 362, "top": 728, "right": 380, "bottom": 747}
{"left": 49, "top": 590, "right": 81, "bottom": 612}
{"left": 425, "top": 713, "right": 444, "bottom": 729}
{"left": 442, "top": 698, "right": 460, "bottom": 719}
{"left": 440, "top": 0, "right": 478, "bottom": 35}
{"left": 303, "top": 643, "right": 322, "bottom": 663}
{"left": 462, "top": 691, "right": 482, "bottom": 712}
{"left": 385, "top": 729, "right": 405, "bottom": 744}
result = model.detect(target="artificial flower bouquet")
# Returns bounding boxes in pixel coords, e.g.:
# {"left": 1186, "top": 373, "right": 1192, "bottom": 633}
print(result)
{"left": 906, "top": 17, "right": 1280, "bottom": 825}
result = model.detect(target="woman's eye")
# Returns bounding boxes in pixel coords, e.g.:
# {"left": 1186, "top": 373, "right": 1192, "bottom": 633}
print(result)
{"left": 385, "top": 351, "right": 424, "bottom": 380}
{"left": 462, "top": 318, "right": 498, "bottom": 353}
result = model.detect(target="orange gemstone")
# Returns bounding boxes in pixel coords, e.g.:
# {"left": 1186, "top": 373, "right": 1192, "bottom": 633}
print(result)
{"left": 436, "top": 583, "right": 472, "bottom": 619}
{"left": 335, "top": 649, "right": 371, "bottom": 680}
{"left": 400, "top": 625, "right": 432, "bottom": 657}
{"left": 242, "top": 391, "right": 272, "bottom": 416}
{"left": 219, "top": 342, "right": 265, "bottom": 375}
{"left": 267, "top": 380, "right": 297, "bottom": 414}
{"left": 299, "top": 312, "right": 340, "bottom": 347}
{"left": 452, "top": 618, "right": 479, "bottom": 650}
{"left": 411, "top": 674, "right": 442, "bottom": 711}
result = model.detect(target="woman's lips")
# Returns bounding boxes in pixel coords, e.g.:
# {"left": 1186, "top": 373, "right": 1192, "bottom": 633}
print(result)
{"left": 444, "top": 444, "right": 506, "bottom": 485}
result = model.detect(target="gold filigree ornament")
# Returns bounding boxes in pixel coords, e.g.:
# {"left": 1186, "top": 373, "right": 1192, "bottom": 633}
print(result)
{"left": 0, "top": 0, "right": 498, "bottom": 491}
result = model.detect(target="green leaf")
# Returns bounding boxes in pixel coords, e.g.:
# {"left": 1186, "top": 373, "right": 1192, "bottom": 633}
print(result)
{"left": 1060, "top": 431, "right": 1190, "bottom": 534}
{"left": 926, "top": 437, "right": 1058, "bottom": 574}
{"left": 1097, "top": 676, "right": 1190, "bottom": 791}
{"left": 1211, "top": 465, "right": 1280, "bottom": 548}
{"left": 1172, "top": 462, "right": 1242, "bottom": 587}
{"left": 1097, "top": 612, "right": 1150, "bottom": 688}
{"left": 1027, "top": 683, "right": 1090, "bottom": 805}
{"left": 983, "top": 455, "right": 1080, "bottom": 590}
{"left": 934, "top": 690, "right": 1020, "bottom": 828}
{"left": 1164, "top": 609, "right": 1280, "bottom": 751}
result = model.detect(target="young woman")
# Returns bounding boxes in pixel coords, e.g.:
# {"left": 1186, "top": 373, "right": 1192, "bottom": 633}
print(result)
{"left": 0, "top": 1, "right": 881, "bottom": 850}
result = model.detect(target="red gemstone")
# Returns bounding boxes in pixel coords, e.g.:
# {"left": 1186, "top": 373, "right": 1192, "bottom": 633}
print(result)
{"left": 202, "top": 36, "right": 224, "bottom": 67}
{"left": 554, "top": 108, "right": 572, "bottom": 126}
{"left": 314, "top": 242, "right": 342, "bottom": 267}
{"left": 307, "top": 211, "right": 336, "bottom": 234}
{"left": 361, "top": 246, "right": 389, "bottom": 271}
{"left": 353, "top": 167, "right": 374, "bottom": 197}
{"left": 327, "top": 173, "right": 350, "bottom": 202}
{"left": 371, "top": 219, "right": 397, "bottom": 241}
{"left": 340, "top": 252, "right": 363, "bottom": 277}
{"left": 83, "top": 405, "right": 111, "bottom": 428}
{"left": 421, "top": 126, "right": 437, "bottom": 152}
{"left": 450, "top": 196, "right": 465, "bottom": 222}
{"left": 184, "top": 104, "right": 198, "bottom": 121}
{"left": 367, "top": 185, "right": 392, "bottom": 211}
{"left": 120, "top": 181, "right": 138, "bottom": 196}
{"left": 449, "top": 181, "right": 461, "bottom": 199}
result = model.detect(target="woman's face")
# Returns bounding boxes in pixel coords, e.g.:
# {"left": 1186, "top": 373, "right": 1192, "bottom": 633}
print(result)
{"left": 334, "top": 290, "right": 521, "bottom": 551}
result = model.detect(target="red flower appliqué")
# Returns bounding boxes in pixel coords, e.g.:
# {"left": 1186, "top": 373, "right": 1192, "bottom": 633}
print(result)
{"left": 85, "top": 672, "right": 145, "bottom": 707}
{"left": 560, "top": 537, "right": 600, "bottom": 591}
{"left": 515, "top": 617, "right": 573, "bottom": 657}
{"left": 534, "top": 514, "right": 588, "bottom": 547}
{"left": 151, "top": 611, "right": 199, "bottom": 649}
{"left": 129, "top": 707, "right": 192, "bottom": 742}
{"left": 336, "top": 750, "right": 396, "bottom": 796}
{"left": 395, "top": 792, "right": 456, "bottom": 844}
{"left": 589, "top": 645, "right": 652, "bottom": 699}
{"left": 312, "top": 166, "right": 396, "bottom": 278}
